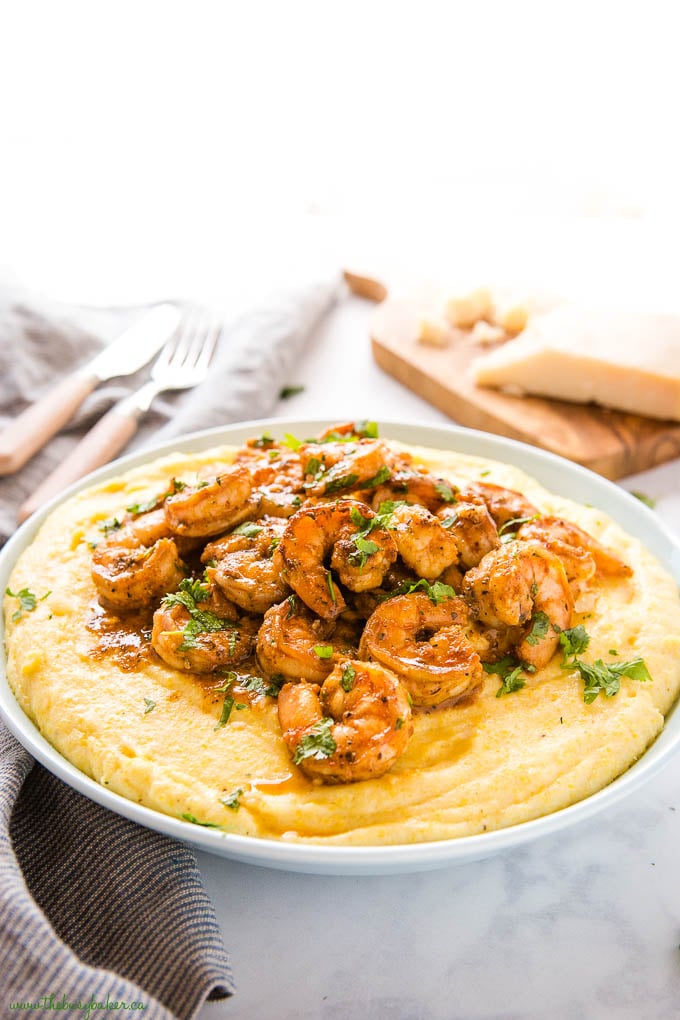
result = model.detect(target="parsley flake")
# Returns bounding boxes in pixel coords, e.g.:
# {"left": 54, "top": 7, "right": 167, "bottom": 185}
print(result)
{"left": 525, "top": 610, "right": 551, "bottom": 646}
{"left": 483, "top": 655, "right": 528, "bottom": 697}
{"left": 279, "top": 385, "right": 305, "bottom": 400}
{"left": 6, "top": 587, "right": 51, "bottom": 622}
{"left": 348, "top": 535, "right": 380, "bottom": 568}
{"left": 498, "top": 513, "right": 541, "bottom": 540}
{"left": 215, "top": 694, "right": 235, "bottom": 729}
{"left": 572, "top": 657, "right": 652, "bottom": 704}
{"left": 143, "top": 698, "right": 156, "bottom": 714}
{"left": 232, "top": 521, "right": 264, "bottom": 538}
{"left": 220, "top": 788, "right": 244, "bottom": 811}
{"left": 340, "top": 662, "right": 356, "bottom": 692}
{"left": 362, "top": 466, "right": 391, "bottom": 489}
{"left": 434, "top": 481, "right": 457, "bottom": 504}
{"left": 181, "top": 813, "right": 223, "bottom": 828}
{"left": 380, "top": 578, "right": 456, "bottom": 605}
{"left": 557, "top": 624, "right": 591, "bottom": 663}
{"left": 293, "top": 718, "right": 337, "bottom": 764}
{"left": 98, "top": 517, "right": 122, "bottom": 535}
{"left": 314, "top": 644, "right": 334, "bottom": 659}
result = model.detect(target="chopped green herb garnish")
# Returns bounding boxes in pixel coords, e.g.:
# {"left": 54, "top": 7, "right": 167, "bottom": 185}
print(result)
{"left": 434, "top": 481, "right": 457, "bottom": 503}
{"left": 291, "top": 495, "right": 303, "bottom": 508}
{"left": 282, "top": 432, "right": 303, "bottom": 451}
{"left": 557, "top": 624, "right": 591, "bottom": 663}
{"left": 340, "top": 662, "right": 356, "bottom": 692}
{"left": 293, "top": 718, "right": 337, "bottom": 764}
{"left": 609, "top": 649, "right": 619, "bottom": 656}
{"left": 99, "top": 517, "right": 122, "bottom": 535}
{"left": 498, "top": 513, "right": 541, "bottom": 540}
{"left": 5, "top": 587, "right": 51, "bottom": 622}
{"left": 479, "top": 470, "right": 491, "bottom": 477}
{"left": 232, "top": 521, "right": 264, "bottom": 538}
{"left": 572, "top": 657, "right": 652, "bottom": 704}
{"left": 525, "top": 610, "right": 551, "bottom": 647}
{"left": 126, "top": 497, "right": 160, "bottom": 515}
{"left": 143, "top": 698, "right": 156, "bottom": 714}
{"left": 266, "top": 673, "right": 286, "bottom": 697}
{"left": 327, "top": 570, "right": 337, "bottom": 604}
{"left": 220, "top": 788, "right": 244, "bottom": 811}
{"left": 483, "top": 654, "right": 528, "bottom": 697}
{"left": 381, "top": 578, "right": 456, "bottom": 605}
{"left": 354, "top": 420, "right": 379, "bottom": 438}
{"left": 162, "top": 578, "right": 236, "bottom": 651}
{"left": 395, "top": 717, "right": 404, "bottom": 730}
{"left": 348, "top": 535, "right": 380, "bottom": 568}
{"left": 181, "top": 813, "right": 223, "bottom": 828}
{"left": 279, "top": 385, "right": 305, "bottom": 399}
{"left": 314, "top": 644, "right": 334, "bottom": 659}
{"left": 362, "top": 466, "right": 391, "bottom": 489}
{"left": 305, "top": 456, "right": 322, "bottom": 477}
{"left": 215, "top": 694, "right": 235, "bottom": 729}
{"left": 253, "top": 432, "right": 275, "bottom": 448}
{"left": 631, "top": 491, "right": 656, "bottom": 509}
{"left": 323, "top": 472, "right": 360, "bottom": 494}
{"left": 286, "top": 594, "right": 298, "bottom": 617}
{"left": 440, "top": 514, "right": 458, "bottom": 529}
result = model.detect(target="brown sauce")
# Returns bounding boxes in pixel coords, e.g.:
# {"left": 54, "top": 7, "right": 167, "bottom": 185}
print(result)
{"left": 86, "top": 602, "right": 155, "bottom": 671}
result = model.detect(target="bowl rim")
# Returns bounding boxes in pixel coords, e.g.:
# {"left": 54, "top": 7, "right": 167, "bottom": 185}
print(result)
{"left": 2, "top": 416, "right": 679, "bottom": 874}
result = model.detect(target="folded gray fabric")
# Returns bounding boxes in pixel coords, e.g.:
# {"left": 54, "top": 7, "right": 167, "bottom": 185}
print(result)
{"left": 0, "top": 277, "right": 340, "bottom": 1014}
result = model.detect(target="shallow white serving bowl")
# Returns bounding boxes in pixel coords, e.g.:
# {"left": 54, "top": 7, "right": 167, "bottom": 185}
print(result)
{"left": 1, "top": 419, "right": 679, "bottom": 875}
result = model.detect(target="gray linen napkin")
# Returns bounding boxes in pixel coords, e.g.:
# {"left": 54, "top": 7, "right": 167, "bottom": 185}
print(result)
{"left": 0, "top": 277, "right": 340, "bottom": 1014}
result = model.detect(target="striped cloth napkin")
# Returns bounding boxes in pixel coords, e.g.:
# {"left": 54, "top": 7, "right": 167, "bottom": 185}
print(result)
{"left": 0, "top": 277, "right": 340, "bottom": 1015}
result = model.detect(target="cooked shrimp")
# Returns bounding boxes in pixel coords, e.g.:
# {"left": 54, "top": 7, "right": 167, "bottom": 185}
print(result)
{"left": 459, "top": 482, "right": 539, "bottom": 528}
{"left": 256, "top": 596, "right": 357, "bottom": 683}
{"left": 151, "top": 581, "right": 257, "bottom": 673}
{"left": 462, "top": 540, "right": 573, "bottom": 669}
{"left": 516, "top": 516, "right": 633, "bottom": 580}
{"left": 202, "top": 517, "right": 289, "bottom": 613}
{"left": 278, "top": 660, "right": 413, "bottom": 782}
{"left": 301, "top": 439, "right": 392, "bottom": 497}
{"left": 359, "top": 592, "right": 483, "bottom": 706}
{"left": 164, "top": 463, "right": 255, "bottom": 538}
{"left": 236, "top": 447, "right": 306, "bottom": 518}
{"left": 370, "top": 469, "right": 460, "bottom": 513}
{"left": 91, "top": 515, "right": 186, "bottom": 612}
{"left": 436, "top": 501, "right": 499, "bottom": 569}
{"left": 388, "top": 503, "right": 460, "bottom": 579}
{"left": 278, "top": 500, "right": 398, "bottom": 619}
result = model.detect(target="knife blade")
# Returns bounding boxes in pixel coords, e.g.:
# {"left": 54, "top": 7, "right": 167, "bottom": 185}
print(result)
{"left": 0, "top": 302, "right": 181, "bottom": 476}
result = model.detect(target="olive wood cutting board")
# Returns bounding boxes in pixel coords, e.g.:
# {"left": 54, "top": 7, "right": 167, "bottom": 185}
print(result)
{"left": 344, "top": 270, "right": 680, "bottom": 481}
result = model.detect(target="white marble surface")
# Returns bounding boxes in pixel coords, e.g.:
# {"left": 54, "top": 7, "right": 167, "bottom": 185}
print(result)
{"left": 196, "top": 295, "right": 680, "bottom": 1020}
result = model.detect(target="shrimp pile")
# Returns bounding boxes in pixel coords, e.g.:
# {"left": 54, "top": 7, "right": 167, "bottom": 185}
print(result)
{"left": 90, "top": 422, "right": 634, "bottom": 784}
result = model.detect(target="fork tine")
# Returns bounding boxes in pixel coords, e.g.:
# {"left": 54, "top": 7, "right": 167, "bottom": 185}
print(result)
{"left": 193, "top": 319, "right": 221, "bottom": 373}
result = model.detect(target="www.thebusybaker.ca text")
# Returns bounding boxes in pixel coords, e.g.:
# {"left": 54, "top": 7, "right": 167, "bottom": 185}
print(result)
{"left": 9, "top": 993, "right": 146, "bottom": 1018}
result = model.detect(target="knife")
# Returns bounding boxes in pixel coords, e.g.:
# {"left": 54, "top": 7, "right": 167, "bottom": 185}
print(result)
{"left": 0, "top": 302, "right": 182, "bottom": 476}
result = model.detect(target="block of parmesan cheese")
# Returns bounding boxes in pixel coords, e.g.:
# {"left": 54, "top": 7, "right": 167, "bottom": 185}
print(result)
{"left": 470, "top": 306, "right": 680, "bottom": 422}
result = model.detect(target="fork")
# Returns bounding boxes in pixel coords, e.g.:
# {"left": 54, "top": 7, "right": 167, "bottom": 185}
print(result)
{"left": 18, "top": 308, "right": 221, "bottom": 521}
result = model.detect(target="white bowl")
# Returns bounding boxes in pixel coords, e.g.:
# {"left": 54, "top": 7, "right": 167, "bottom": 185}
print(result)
{"left": 2, "top": 419, "right": 679, "bottom": 875}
